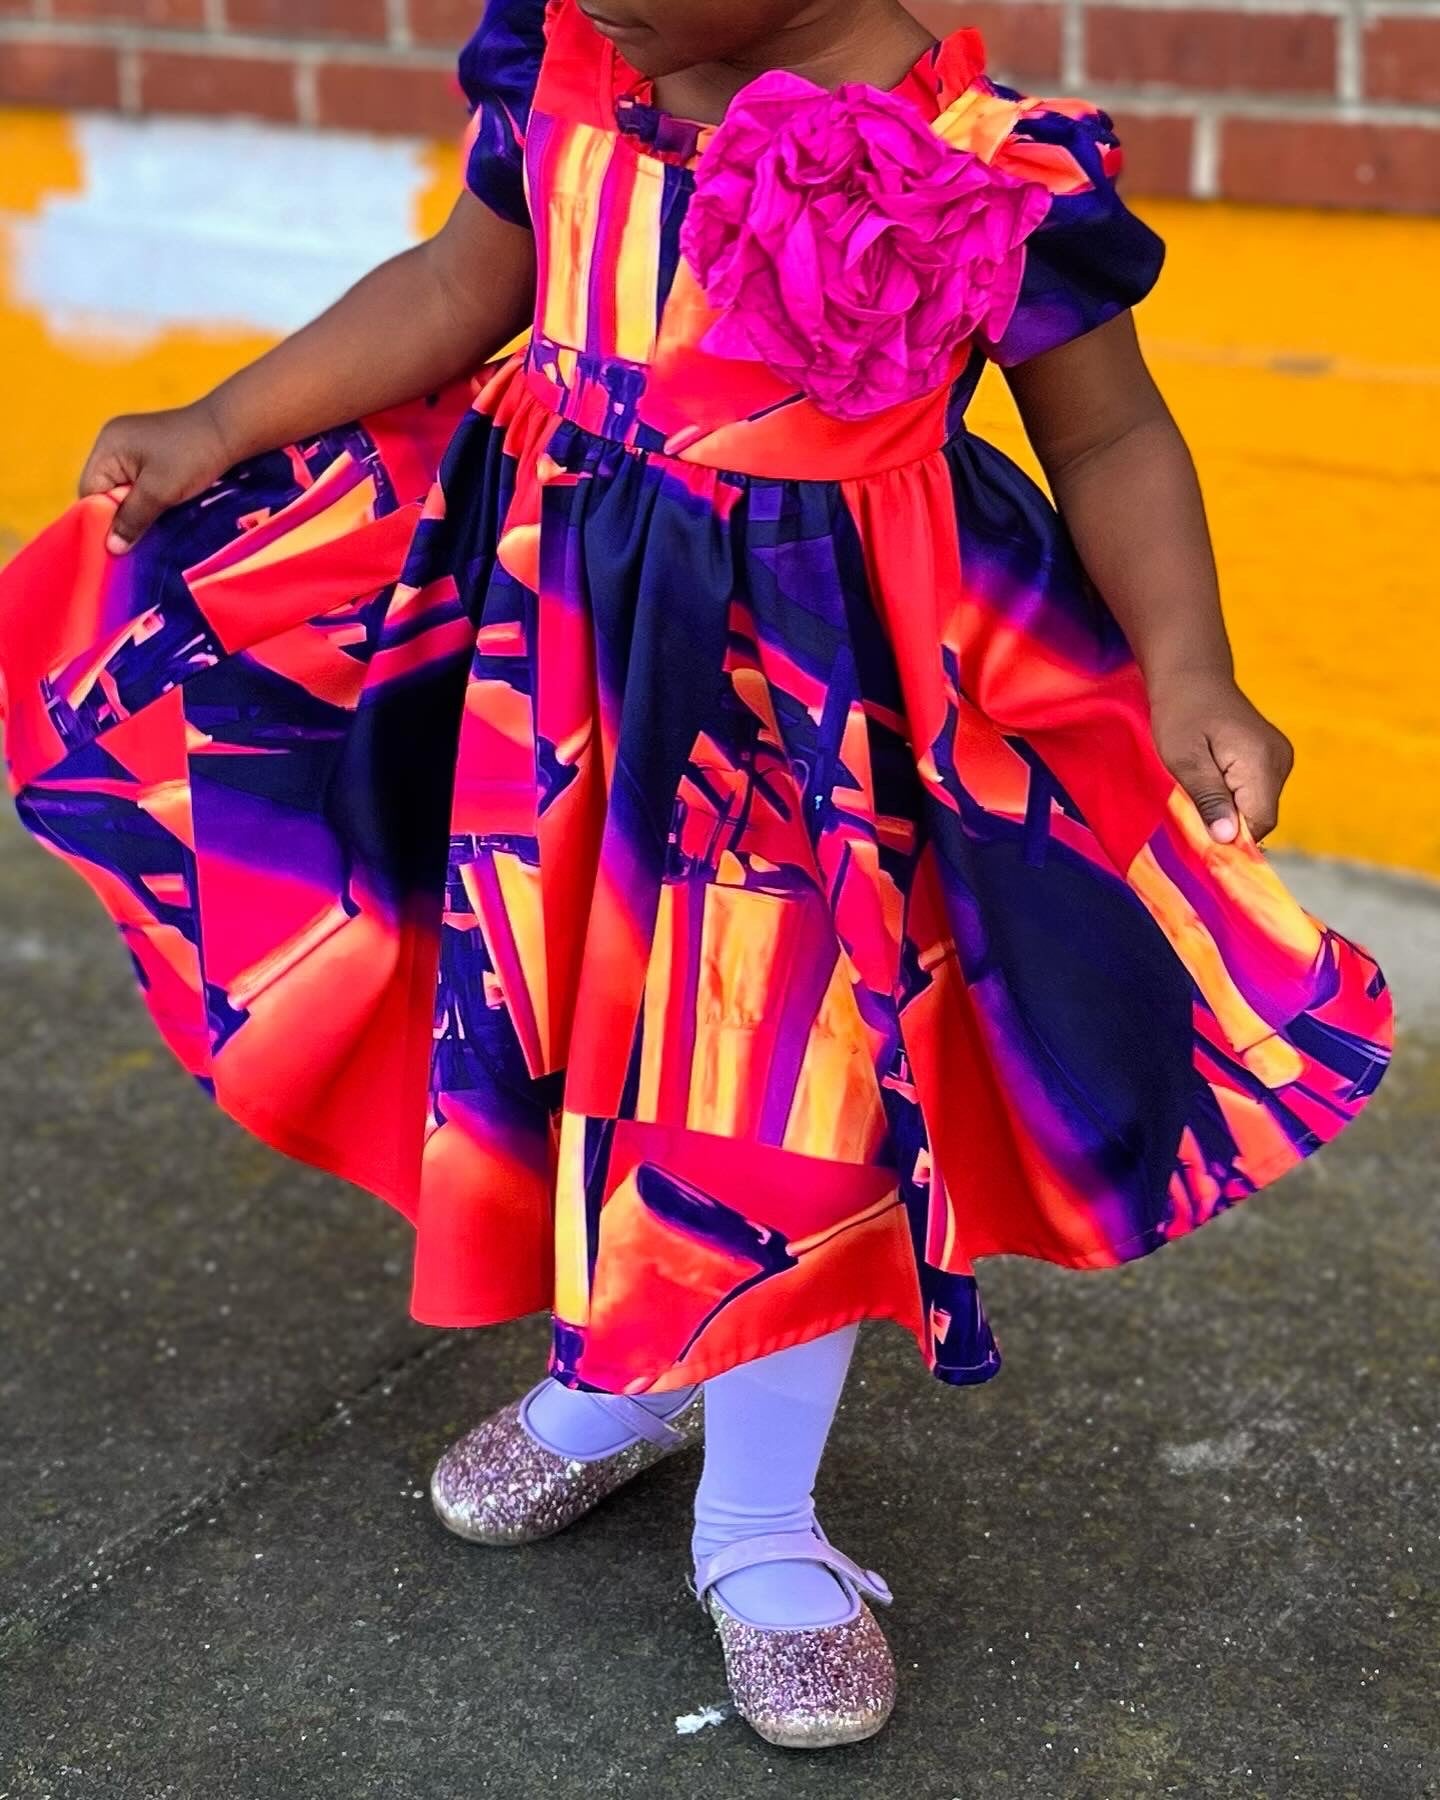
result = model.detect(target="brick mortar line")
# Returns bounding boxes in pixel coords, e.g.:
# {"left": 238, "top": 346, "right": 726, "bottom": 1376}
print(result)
{"left": 116, "top": 40, "right": 140, "bottom": 110}
{"left": 953, "top": 0, "right": 1440, "bottom": 13}
{"left": 1303, "top": 96, "right": 1440, "bottom": 123}
{"left": 0, "top": 1328, "right": 466, "bottom": 1653}
{"left": 0, "top": 20, "right": 1434, "bottom": 121}
{"left": 1092, "top": 84, "right": 1440, "bottom": 120}
{"left": 383, "top": 0, "right": 411, "bottom": 50}
{"left": 1037, "top": 0, "right": 1411, "bottom": 12}
{"left": 294, "top": 55, "right": 317, "bottom": 127}
{"left": 1061, "top": 84, "right": 1440, "bottom": 123}
{"left": 11, "top": 0, "right": 1440, "bottom": 18}
{"left": 1046, "top": 0, "right": 1353, "bottom": 12}
{"left": 1358, "top": 0, "right": 1440, "bottom": 16}
{"left": 1336, "top": 2, "right": 1362, "bottom": 102}
{"left": 1074, "top": 0, "right": 1440, "bottom": 17}
{"left": 5, "top": 5, "right": 1439, "bottom": 44}
{"left": 978, "top": 0, "right": 1440, "bottom": 12}
{"left": 0, "top": 18, "right": 458, "bottom": 65}
{"left": 1062, "top": 0, "right": 1087, "bottom": 86}
{"left": 1191, "top": 103, "right": 1222, "bottom": 193}
{"left": 1, "top": 50, "right": 1433, "bottom": 129}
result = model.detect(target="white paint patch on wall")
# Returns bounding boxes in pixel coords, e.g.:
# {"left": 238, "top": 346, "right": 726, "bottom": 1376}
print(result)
{"left": 11, "top": 114, "right": 432, "bottom": 343}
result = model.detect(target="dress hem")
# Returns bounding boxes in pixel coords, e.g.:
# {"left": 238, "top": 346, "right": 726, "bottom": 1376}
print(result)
{"left": 216, "top": 1071, "right": 1329, "bottom": 1392}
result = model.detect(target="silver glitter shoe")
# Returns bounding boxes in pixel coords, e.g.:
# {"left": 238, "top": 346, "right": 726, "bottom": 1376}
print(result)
{"left": 430, "top": 1380, "right": 703, "bottom": 1547}
{"left": 695, "top": 1528, "right": 897, "bottom": 1750}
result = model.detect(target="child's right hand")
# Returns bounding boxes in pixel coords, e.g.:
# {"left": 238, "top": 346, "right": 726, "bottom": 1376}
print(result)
{"left": 79, "top": 401, "right": 234, "bottom": 556}
{"left": 72, "top": 195, "right": 536, "bottom": 561}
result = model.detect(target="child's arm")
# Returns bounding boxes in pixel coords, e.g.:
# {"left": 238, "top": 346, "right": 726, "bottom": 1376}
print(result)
{"left": 1006, "top": 313, "right": 1294, "bottom": 843}
{"left": 79, "top": 192, "right": 535, "bottom": 554}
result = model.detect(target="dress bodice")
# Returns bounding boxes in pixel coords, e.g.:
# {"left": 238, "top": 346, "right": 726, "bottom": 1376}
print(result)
{"left": 461, "top": 0, "right": 1164, "bottom": 480}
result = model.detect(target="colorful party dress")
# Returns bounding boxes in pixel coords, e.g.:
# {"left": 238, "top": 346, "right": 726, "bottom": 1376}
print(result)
{"left": 0, "top": 1, "right": 1393, "bottom": 1394}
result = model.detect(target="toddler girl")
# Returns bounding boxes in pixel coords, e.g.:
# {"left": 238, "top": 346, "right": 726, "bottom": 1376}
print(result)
{"left": 0, "top": 0, "right": 1392, "bottom": 1750}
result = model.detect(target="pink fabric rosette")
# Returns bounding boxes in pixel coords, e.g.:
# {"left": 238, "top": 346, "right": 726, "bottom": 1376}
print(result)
{"left": 679, "top": 71, "right": 1052, "bottom": 421}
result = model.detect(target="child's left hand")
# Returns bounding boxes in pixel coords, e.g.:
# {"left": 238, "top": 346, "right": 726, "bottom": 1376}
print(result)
{"left": 1148, "top": 674, "right": 1295, "bottom": 845}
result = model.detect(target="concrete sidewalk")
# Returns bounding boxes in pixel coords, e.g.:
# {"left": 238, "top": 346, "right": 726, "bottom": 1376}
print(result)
{"left": 2, "top": 806, "right": 1436, "bottom": 1797}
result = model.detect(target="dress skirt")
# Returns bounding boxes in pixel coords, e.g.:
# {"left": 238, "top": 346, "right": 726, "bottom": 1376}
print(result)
{"left": 0, "top": 357, "right": 1393, "bottom": 1393}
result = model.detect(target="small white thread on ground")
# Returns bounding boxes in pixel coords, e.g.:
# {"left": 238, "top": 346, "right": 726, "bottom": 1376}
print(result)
{"left": 0, "top": 932, "right": 63, "bottom": 965}
{"left": 674, "top": 1704, "right": 732, "bottom": 1736}
{"left": 1161, "top": 1430, "right": 1255, "bottom": 1473}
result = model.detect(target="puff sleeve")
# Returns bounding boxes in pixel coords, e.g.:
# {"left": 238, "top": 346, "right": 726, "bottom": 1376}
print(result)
{"left": 457, "top": 0, "right": 551, "bottom": 227}
{"left": 979, "top": 92, "right": 1166, "bottom": 367}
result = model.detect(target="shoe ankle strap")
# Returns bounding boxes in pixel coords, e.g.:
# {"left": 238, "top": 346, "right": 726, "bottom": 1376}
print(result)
{"left": 693, "top": 1529, "right": 893, "bottom": 1610}
{"left": 583, "top": 1389, "right": 692, "bottom": 1450}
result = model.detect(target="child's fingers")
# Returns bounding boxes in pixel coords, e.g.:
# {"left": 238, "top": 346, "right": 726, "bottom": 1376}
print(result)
{"left": 78, "top": 464, "right": 112, "bottom": 500}
{"left": 78, "top": 415, "right": 143, "bottom": 500}
{"left": 1223, "top": 759, "right": 1286, "bottom": 843}
{"left": 1213, "top": 725, "right": 1293, "bottom": 844}
{"left": 78, "top": 450, "right": 128, "bottom": 500}
{"left": 1168, "top": 742, "right": 1240, "bottom": 844}
{"left": 105, "top": 475, "right": 169, "bottom": 555}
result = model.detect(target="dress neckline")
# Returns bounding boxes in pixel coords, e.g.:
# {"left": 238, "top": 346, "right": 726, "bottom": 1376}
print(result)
{"left": 595, "top": 17, "right": 989, "bottom": 168}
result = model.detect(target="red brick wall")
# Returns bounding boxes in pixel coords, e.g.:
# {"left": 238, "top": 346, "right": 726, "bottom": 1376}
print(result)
{"left": 1, "top": 0, "right": 1437, "bottom": 210}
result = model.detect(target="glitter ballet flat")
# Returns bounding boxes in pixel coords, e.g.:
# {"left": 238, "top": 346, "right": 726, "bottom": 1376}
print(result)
{"left": 430, "top": 1381, "right": 704, "bottom": 1547}
{"left": 694, "top": 1528, "right": 897, "bottom": 1750}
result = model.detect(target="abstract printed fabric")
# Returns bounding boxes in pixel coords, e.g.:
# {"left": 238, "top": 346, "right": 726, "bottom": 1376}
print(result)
{"left": 0, "top": 2, "right": 1391, "bottom": 1393}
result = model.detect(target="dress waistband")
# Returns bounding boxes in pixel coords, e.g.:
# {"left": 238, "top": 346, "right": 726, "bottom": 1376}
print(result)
{"left": 518, "top": 348, "right": 980, "bottom": 484}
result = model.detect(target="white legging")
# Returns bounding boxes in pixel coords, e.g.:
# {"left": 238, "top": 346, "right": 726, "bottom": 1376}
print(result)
{"left": 524, "top": 1323, "right": 862, "bottom": 1627}
{"left": 692, "top": 1324, "right": 861, "bottom": 1627}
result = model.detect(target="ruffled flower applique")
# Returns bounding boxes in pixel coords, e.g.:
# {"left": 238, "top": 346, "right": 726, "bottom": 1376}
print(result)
{"left": 680, "top": 71, "right": 1052, "bottom": 419}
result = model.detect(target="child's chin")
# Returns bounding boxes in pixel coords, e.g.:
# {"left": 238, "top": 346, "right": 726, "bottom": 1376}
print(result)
{"left": 607, "top": 30, "right": 698, "bottom": 79}
{"left": 625, "top": 46, "right": 690, "bottom": 78}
